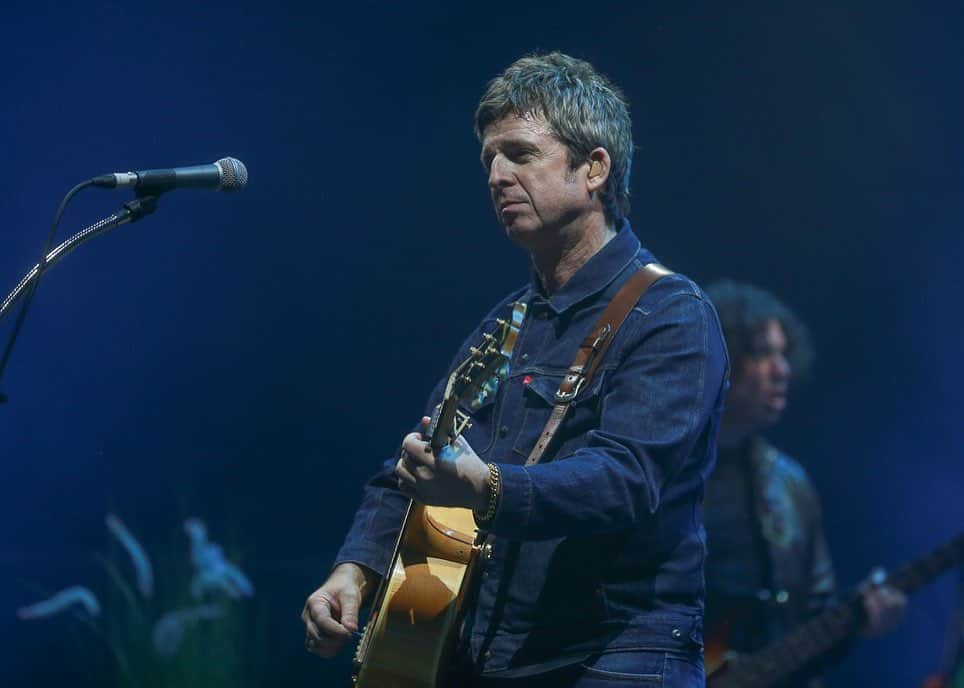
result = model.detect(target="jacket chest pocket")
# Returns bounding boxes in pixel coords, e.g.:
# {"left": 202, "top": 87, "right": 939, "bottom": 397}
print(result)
{"left": 510, "top": 370, "right": 607, "bottom": 461}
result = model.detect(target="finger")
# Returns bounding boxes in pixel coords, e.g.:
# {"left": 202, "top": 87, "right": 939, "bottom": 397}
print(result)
{"left": 401, "top": 432, "right": 424, "bottom": 459}
{"left": 302, "top": 599, "right": 325, "bottom": 639}
{"left": 313, "top": 610, "right": 353, "bottom": 641}
{"left": 307, "top": 592, "right": 353, "bottom": 640}
{"left": 395, "top": 457, "right": 417, "bottom": 486}
{"left": 876, "top": 587, "right": 907, "bottom": 619}
{"left": 859, "top": 587, "right": 904, "bottom": 636}
{"left": 880, "top": 585, "right": 906, "bottom": 603}
{"left": 339, "top": 589, "right": 361, "bottom": 633}
{"left": 399, "top": 448, "right": 423, "bottom": 476}
{"left": 303, "top": 611, "right": 323, "bottom": 642}
{"left": 402, "top": 433, "right": 436, "bottom": 469}
{"left": 304, "top": 612, "right": 346, "bottom": 657}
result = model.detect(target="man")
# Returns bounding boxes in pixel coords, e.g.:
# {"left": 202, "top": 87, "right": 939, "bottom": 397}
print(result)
{"left": 703, "top": 279, "right": 905, "bottom": 686}
{"left": 303, "top": 52, "right": 728, "bottom": 687}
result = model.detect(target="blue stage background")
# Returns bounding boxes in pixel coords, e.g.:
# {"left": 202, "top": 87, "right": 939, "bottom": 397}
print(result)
{"left": 1, "top": 2, "right": 961, "bottom": 685}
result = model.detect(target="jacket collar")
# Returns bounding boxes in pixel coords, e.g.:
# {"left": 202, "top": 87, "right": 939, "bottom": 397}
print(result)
{"left": 527, "top": 220, "right": 649, "bottom": 314}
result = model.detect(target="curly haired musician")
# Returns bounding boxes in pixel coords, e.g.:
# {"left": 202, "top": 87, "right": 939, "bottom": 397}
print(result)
{"left": 303, "top": 52, "right": 728, "bottom": 687}
{"left": 703, "top": 280, "right": 906, "bottom": 686}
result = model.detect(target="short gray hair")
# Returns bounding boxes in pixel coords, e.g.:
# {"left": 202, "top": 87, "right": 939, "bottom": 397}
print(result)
{"left": 474, "top": 52, "right": 633, "bottom": 224}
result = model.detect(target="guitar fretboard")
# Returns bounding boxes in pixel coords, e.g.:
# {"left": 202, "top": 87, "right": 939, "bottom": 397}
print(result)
{"left": 710, "top": 533, "right": 964, "bottom": 688}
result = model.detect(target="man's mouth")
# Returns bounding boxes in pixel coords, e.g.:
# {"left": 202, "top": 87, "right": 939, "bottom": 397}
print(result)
{"left": 768, "top": 391, "right": 787, "bottom": 410}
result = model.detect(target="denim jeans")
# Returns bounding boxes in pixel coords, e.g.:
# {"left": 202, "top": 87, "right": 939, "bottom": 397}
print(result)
{"left": 469, "top": 649, "right": 705, "bottom": 687}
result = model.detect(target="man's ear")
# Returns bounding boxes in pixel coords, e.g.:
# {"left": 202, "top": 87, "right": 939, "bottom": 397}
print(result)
{"left": 586, "top": 147, "right": 611, "bottom": 194}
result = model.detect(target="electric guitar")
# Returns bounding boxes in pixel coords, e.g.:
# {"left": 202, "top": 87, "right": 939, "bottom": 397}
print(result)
{"left": 707, "top": 532, "right": 964, "bottom": 687}
{"left": 351, "top": 303, "right": 526, "bottom": 688}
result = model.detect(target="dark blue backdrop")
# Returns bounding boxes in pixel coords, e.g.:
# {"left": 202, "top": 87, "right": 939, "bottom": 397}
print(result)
{"left": 2, "top": 2, "right": 961, "bottom": 685}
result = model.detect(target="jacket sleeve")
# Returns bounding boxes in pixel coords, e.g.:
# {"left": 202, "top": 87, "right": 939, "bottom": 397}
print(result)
{"left": 330, "top": 294, "right": 523, "bottom": 576}
{"left": 487, "top": 291, "right": 728, "bottom": 540}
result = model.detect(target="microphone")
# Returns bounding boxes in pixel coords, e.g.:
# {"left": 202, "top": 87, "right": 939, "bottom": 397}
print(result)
{"left": 92, "top": 157, "right": 248, "bottom": 192}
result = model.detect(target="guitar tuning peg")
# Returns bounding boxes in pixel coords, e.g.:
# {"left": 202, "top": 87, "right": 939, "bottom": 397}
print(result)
{"left": 469, "top": 347, "right": 481, "bottom": 356}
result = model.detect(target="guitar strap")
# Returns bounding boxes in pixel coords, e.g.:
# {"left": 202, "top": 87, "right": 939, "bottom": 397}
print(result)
{"left": 525, "top": 262, "right": 674, "bottom": 467}
{"left": 464, "top": 265, "right": 675, "bottom": 676}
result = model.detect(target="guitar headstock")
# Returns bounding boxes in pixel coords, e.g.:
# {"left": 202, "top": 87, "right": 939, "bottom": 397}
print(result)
{"left": 425, "top": 307, "right": 524, "bottom": 453}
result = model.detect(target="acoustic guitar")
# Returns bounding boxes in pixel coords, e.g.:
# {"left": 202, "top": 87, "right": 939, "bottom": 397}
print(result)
{"left": 707, "top": 532, "right": 964, "bottom": 687}
{"left": 351, "top": 303, "right": 526, "bottom": 688}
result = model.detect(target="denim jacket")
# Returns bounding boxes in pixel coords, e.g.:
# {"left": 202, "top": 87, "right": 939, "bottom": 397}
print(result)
{"left": 334, "top": 223, "right": 729, "bottom": 675}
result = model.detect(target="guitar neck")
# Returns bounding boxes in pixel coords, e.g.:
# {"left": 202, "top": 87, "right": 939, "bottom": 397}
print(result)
{"left": 889, "top": 534, "right": 964, "bottom": 595}
{"left": 712, "top": 594, "right": 862, "bottom": 688}
{"left": 712, "top": 533, "right": 964, "bottom": 688}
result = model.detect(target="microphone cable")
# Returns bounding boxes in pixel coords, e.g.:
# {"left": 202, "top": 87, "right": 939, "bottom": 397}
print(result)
{"left": 0, "top": 179, "right": 95, "bottom": 402}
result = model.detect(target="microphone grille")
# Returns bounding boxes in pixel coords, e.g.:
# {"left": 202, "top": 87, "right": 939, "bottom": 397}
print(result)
{"left": 216, "top": 157, "right": 248, "bottom": 191}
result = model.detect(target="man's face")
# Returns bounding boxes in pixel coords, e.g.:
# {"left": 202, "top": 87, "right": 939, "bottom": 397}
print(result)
{"left": 480, "top": 113, "right": 590, "bottom": 246}
{"left": 725, "top": 319, "right": 792, "bottom": 433}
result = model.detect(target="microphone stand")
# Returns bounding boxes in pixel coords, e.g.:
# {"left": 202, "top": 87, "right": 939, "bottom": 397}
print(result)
{"left": 0, "top": 192, "right": 161, "bottom": 405}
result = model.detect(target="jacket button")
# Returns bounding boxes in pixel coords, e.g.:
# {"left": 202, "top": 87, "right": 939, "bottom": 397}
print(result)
{"left": 520, "top": 353, "right": 529, "bottom": 362}
{"left": 499, "top": 425, "right": 509, "bottom": 437}
{"left": 671, "top": 628, "right": 682, "bottom": 640}
{"left": 775, "top": 590, "right": 790, "bottom": 604}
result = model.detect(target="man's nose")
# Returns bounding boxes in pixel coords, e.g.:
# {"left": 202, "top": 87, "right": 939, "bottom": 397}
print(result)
{"left": 488, "top": 156, "right": 512, "bottom": 190}
{"left": 773, "top": 353, "right": 791, "bottom": 380}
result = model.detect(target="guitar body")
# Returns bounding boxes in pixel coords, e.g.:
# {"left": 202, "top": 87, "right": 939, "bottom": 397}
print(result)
{"left": 703, "top": 618, "right": 733, "bottom": 679}
{"left": 353, "top": 504, "right": 483, "bottom": 687}
{"left": 351, "top": 304, "right": 526, "bottom": 687}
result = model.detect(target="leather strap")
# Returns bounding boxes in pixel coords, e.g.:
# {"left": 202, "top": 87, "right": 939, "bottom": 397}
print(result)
{"left": 525, "top": 263, "right": 674, "bottom": 466}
